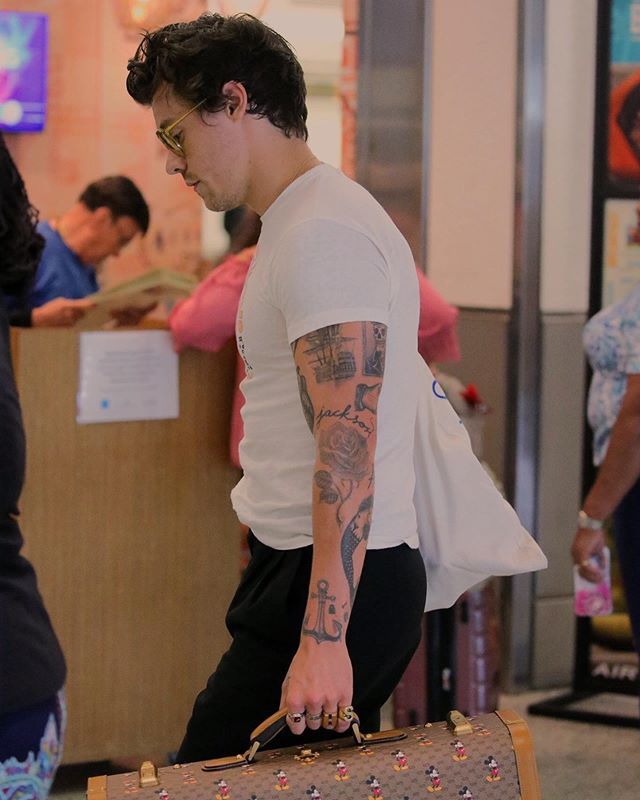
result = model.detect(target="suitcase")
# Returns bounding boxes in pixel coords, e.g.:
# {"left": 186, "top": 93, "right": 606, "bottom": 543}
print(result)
{"left": 393, "top": 616, "right": 428, "bottom": 727}
{"left": 394, "top": 582, "right": 501, "bottom": 726}
{"left": 87, "top": 708, "right": 541, "bottom": 800}
{"left": 454, "top": 582, "right": 500, "bottom": 718}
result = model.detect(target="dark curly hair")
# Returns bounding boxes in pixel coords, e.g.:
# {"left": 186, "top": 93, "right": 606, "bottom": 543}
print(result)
{"left": 0, "top": 133, "right": 44, "bottom": 295}
{"left": 126, "top": 13, "right": 308, "bottom": 140}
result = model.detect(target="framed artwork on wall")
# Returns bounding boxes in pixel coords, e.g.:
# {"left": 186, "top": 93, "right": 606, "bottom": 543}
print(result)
{"left": 0, "top": 11, "right": 48, "bottom": 133}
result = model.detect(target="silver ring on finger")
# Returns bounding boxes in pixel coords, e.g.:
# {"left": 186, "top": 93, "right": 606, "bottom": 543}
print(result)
{"left": 286, "top": 711, "right": 305, "bottom": 724}
{"left": 306, "top": 712, "right": 323, "bottom": 722}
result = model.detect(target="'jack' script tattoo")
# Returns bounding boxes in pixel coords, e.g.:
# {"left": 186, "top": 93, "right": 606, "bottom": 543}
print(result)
{"left": 315, "top": 404, "right": 374, "bottom": 436}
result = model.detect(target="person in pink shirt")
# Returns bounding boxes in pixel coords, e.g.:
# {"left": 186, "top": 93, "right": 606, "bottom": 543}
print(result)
{"left": 416, "top": 269, "right": 460, "bottom": 365}
{"left": 170, "top": 244, "right": 253, "bottom": 468}
{"left": 170, "top": 210, "right": 460, "bottom": 469}
{"left": 169, "top": 209, "right": 260, "bottom": 468}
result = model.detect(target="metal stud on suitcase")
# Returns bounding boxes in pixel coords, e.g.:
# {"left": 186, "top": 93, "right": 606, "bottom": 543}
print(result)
{"left": 88, "top": 707, "right": 541, "bottom": 800}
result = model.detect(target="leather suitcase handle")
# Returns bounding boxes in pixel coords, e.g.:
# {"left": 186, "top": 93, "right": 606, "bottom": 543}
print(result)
{"left": 203, "top": 708, "right": 364, "bottom": 771}
{"left": 247, "top": 708, "right": 363, "bottom": 761}
{"left": 203, "top": 708, "right": 410, "bottom": 771}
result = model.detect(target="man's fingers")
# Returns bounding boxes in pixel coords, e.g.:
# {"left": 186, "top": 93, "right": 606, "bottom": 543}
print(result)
{"left": 63, "top": 308, "right": 81, "bottom": 325}
{"left": 70, "top": 299, "right": 97, "bottom": 310}
{"left": 305, "top": 706, "right": 323, "bottom": 731}
{"left": 279, "top": 674, "right": 291, "bottom": 710}
{"left": 65, "top": 300, "right": 94, "bottom": 325}
{"left": 285, "top": 708, "right": 306, "bottom": 735}
{"left": 578, "top": 563, "right": 603, "bottom": 582}
{"left": 109, "top": 302, "right": 157, "bottom": 325}
{"left": 283, "top": 679, "right": 307, "bottom": 735}
{"left": 334, "top": 698, "right": 354, "bottom": 733}
{"left": 321, "top": 706, "right": 338, "bottom": 731}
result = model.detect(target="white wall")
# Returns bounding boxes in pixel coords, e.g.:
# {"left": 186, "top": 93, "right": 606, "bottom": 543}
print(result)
{"left": 540, "top": 0, "right": 596, "bottom": 314}
{"left": 426, "top": 0, "right": 518, "bottom": 310}
{"left": 426, "top": 0, "right": 596, "bottom": 314}
{"left": 202, "top": 0, "right": 343, "bottom": 260}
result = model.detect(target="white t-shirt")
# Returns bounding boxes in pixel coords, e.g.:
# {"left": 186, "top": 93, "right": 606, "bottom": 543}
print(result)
{"left": 231, "top": 164, "right": 420, "bottom": 550}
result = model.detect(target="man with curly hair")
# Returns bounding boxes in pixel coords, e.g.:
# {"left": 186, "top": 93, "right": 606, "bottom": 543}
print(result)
{"left": 126, "top": 12, "right": 426, "bottom": 761}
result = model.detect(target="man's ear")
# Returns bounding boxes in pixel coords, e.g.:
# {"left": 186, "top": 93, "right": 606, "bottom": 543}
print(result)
{"left": 91, "top": 206, "right": 112, "bottom": 228}
{"left": 221, "top": 80, "right": 248, "bottom": 119}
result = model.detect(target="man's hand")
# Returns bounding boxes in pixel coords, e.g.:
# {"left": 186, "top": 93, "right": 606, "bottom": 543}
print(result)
{"left": 571, "top": 527, "right": 605, "bottom": 582}
{"left": 108, "top": 301, "right": 158, "bottom": 327}
{"left": 281, "top": 639, "right": 353, "bottom": 735}
{"left": 32, "top": 297, "right": 95, "bottom": 327}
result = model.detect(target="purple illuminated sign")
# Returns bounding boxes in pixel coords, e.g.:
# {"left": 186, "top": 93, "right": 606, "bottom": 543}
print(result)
{"left": 0, "top": 12, "right": 48, "bottom": 133}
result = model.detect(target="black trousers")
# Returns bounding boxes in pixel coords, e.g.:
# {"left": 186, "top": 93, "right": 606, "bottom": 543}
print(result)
{"left": 176, "top": 532, "right": 426, "bottom": 762}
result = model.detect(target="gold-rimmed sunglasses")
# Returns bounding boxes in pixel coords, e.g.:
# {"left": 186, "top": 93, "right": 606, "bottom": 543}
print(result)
{"left": 156, "top": 98, "right": 207, "bottom": 156}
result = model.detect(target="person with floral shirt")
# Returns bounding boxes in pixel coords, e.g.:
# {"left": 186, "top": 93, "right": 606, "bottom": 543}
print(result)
{"left": 572, "top": 283, "right": 640, "bottom": 679}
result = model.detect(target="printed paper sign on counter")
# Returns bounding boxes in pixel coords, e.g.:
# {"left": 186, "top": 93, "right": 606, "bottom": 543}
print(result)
{"left": 77, "top": 330, "right": 179, "bottom": 424}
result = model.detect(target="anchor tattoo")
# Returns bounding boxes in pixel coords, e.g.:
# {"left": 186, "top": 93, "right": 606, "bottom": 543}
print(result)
{"left": 303, "top": 580, "right": 343, "bottom": 643}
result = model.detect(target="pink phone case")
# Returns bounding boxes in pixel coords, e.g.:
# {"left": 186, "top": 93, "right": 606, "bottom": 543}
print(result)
{"left": 573, "top": 546, "right": 613, "bottom": 617}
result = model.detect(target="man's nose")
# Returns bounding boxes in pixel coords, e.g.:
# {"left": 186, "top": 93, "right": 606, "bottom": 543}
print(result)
{"left": 165, "top": 150, "right": 186, "bottom": 175}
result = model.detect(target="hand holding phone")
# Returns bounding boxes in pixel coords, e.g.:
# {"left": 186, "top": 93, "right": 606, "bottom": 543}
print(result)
{"left": 574, "top": 546, "right": 613, "bottom": 617}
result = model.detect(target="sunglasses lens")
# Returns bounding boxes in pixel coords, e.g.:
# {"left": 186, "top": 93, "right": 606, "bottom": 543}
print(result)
{"left": 156, "top": 130, "right": 182, "bottom": 155}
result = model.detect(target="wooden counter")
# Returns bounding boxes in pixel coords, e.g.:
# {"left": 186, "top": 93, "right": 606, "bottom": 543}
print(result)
{"left": 12, "top": 329, "right": 241, "bottom": 763}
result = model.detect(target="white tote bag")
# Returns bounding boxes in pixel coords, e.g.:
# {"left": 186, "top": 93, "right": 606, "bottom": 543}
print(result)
{"left": 413, "top": 355, "right": 547, "bottom": 611}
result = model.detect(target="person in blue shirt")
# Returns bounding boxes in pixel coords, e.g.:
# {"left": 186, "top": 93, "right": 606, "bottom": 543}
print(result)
{"left": 10, "top": 176, "right": 150, "bottom": 328}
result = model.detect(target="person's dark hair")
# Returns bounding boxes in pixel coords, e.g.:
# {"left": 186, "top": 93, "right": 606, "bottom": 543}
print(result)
{"left": 126, "top": 13, "right": 308, "bottom": 140}
{"left": 0, "top": 133, "right": 45, "bottom": 295}
{"left": 79, "top": 175, "right": 150, "bottom": 235}
{"left": 223, "top": 206, "right": 245, "bottom": 238}
{"left": 228, "top": 206, "right": 261, "bottom": 253}
{"left": 213, "top": 206, "right": 261, "bottom": 267}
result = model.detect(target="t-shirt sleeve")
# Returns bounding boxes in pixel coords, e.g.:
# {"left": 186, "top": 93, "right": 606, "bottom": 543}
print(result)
{"left": 270, "top": 219, "right": 391, "bottom": 344}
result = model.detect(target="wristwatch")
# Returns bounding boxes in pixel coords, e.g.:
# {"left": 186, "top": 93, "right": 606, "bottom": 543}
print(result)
{"left": 578, "top": 510, "right": 603, "bottom": 531}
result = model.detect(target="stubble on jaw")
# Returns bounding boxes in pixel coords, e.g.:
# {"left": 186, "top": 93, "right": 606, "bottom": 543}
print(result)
{"left": 200, "top": 179, "right": 249, "bottom": 213}
{"left": 203, "top": 193, "right": 244, "bottom": 213}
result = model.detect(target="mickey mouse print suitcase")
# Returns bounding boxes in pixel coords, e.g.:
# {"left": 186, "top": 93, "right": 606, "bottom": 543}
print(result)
{"left": 87, "top": 708, "right": 541, "bottom": 800}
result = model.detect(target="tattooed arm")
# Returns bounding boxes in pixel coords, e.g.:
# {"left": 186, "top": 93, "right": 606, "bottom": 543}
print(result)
{"left": 281, "top": 320, "right": 387, "bottom": 735}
